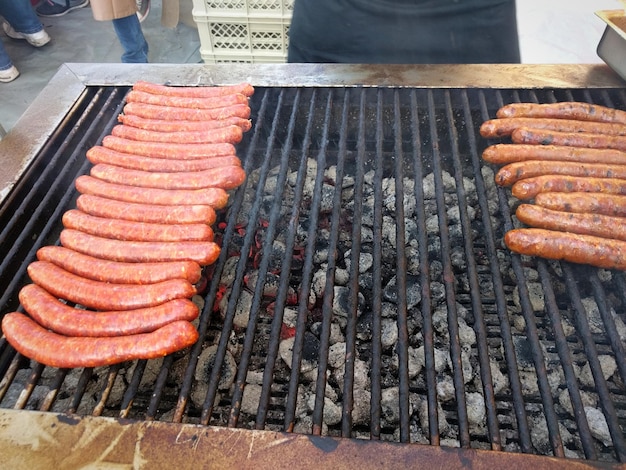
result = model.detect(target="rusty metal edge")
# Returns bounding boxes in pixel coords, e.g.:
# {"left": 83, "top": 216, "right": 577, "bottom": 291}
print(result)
{"left": 0, "top": 409, "right": 623, "bottom": 470}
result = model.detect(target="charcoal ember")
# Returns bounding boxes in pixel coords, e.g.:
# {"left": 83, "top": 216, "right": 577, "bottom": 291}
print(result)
{"left": 305, "top": 393, "right": 342, "bottom": 426}
{"left": 332, "top": 286, "right": 365, "bottom": 318}
{"left": 203, "top": 346, "right": 238, "bottom": 392}
{"left": 219, "top": 256, "right": 240, "bottom": 288}
{"left": 219, "top": 288, "right": 253, "bottom": 330}
{"left": 279, "top": 332, "right": 320, "bottom": 374}
{"left": 334, "top": 358, "right": 369, "bottom": 393}
{"left": 382, "top": 274, "right": 421, "bottom": 310}
{"left": 240, "top": 383, "right": 262, "bottom": 415}
{"left": 416, "top": 396, "right": 450, "bottom": 437}
{"left": 466, "top": 392, "right": 486, "bottom": 431}
{"left": 489, "top": 360, "right": 510, "bottom": 396}
{"left": 327, "top": 342, "right": 347, "bottom": 369}
{"left": 344, "top": 249, "right": 373, "bottom": 274}
{"left": 558, "top": 388, "right": 598, "bottom": 419}
{"left": 381, "top": 318, "right": 398, "bottom": 350}
{"left": 352, "top": 387, "right": 372, "bottom": 426}
{"left": 585, "top": 406, "right": 612, "bottom": 446}
{"left": 580, "top": 355, "right": 617, "bottom": 387}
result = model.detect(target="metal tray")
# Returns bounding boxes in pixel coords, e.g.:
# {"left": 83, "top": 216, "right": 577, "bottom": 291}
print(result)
{"left": 596, "top": 10, "right": 626, "bottom": 82}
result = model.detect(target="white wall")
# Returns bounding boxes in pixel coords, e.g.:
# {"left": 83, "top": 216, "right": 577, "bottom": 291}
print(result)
{"left": 517, "top": 0, "right": 621, "bottom": 63}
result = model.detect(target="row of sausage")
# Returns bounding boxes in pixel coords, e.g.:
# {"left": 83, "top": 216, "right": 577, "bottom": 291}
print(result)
{"left": 480, "top": 101, "right": 626, "bottom": 270}
{"left": 1, "top": 81, "right": 255, "bottom": 369}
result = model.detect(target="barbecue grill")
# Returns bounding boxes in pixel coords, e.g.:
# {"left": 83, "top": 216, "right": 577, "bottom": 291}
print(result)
{"left": 1, "top": 63, "right": 626, "bottom": 469}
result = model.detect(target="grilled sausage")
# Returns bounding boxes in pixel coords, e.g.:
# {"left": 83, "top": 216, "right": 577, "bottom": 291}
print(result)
{"left": 76, "top": 194, "right": 217, "bottom": 225}
{"left": 504, "top": 228, "right": 626, "bottom": 270}
{"left": 86, "top": 146, "right": 242, "bottom": 173}
{"left": 480, "top": 117, "right": 626, "bottom": 138}
{"left": 132, "top": 81, "right": 255, "bottom": 98}
{"left": 62, "top": 209, "right": 214, "bottom": 242}
{"left": 28, "top": 261, "right": 197, "bottom": 311}
{"left": 117, "top": 114, "right": 252, "bottom": 133}
{"left": 101, "top": 135, "right": 236, "bottom": 159}
{"left": 110, "top": 124, "right": 244, "bottom": 144}
{"left": 90, "top": 163, "right": 247, "bottom": 191}
{"left": 511, "top": 175, "right": 626, "bottom": 200}
{"left": 482, "top": 144, "right": 626, "bottom": 165}
{"left": 125, "top": 90, "right": 248, "bottom": 110}
{"left": 75, "top": 175, "right": 230, "bottom": 208}
{"left": 19, "top": 284, "right": 199, "bottom": 337}
{"left": 60, "top": 229, "right": 221, "bottom": 266}
{"left": 1, "top": 312, "right": 199, "bottom": 368}
{"left": 515, "top": 204, "right": 626, "bottom": 242}
{"left": 495, "top": 160, "right": 626, "bottom": 187}
{"left": 123, "top": 102, "right": 251, "bottom": 121}
{"left": 511, "top": 127, "right": 626, "bottom": 151}
{"left": 496, "top": 102, "right": 626, "bottom": 124}
{"left": 534, "top": 192, "right": 626, "bottom": 218}
{"left": 37, "top": 246, "right": 202, "bottom": 284}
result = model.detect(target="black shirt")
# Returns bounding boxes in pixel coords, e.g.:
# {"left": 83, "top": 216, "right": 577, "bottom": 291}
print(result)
{"left": 287, "top": 0, "right": 521, "bottom": 64}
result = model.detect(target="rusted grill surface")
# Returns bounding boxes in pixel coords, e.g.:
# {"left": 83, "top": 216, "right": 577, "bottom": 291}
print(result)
{"left": 1, "top": 85, "right": 626, "bottom": 464}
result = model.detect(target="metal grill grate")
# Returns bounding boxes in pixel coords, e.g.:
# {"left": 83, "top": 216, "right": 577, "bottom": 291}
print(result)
{"left": 1, "top": 85, "right": 626, "bottom": 464}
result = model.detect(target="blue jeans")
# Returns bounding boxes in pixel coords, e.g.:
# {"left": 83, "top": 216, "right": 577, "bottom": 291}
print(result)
{"left": 113, "top": 14, "right": 149, "bottom": 63}
{"left": 0, "top": 0, "right": 44, "bottom": 69}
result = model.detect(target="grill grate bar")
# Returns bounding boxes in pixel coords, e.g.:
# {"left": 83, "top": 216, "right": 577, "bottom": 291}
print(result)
{"left": 537, "top": 260, "right": 598, "bottom": 460}
{"left": 254, "top": 89, "right": 317, "bottom": 430}
{"left": 479, "top": 90, "right": 533, "bottom": 452}
{"left": 340, "top": 89, "right": 367, "bottom": 437}
{"left": 200, "top": 89, "right": 285, "bottom": 426}
{"left": 392, "top": 90, "right": 412, "bottom": 443}
{"left": 172, "top": 87, "right": 273, "bottom": 424}
{"left": 427, "top": 89, "right": 471, "bottom": 447}
{"left": 311, "top": 89, "right": 351, "bottom": 436}
{"left": 449, "top": 90, "right": 501, "bottom": 450}
{"left": 283, "top": 90, "right": 334, "bottom": 432}
{"left": 228, "top": 88, "right": 301, "bottom": 429}
{"left": 563, "top": 265, "right": 626, "bottom": 461}
{"left": 368, "top": 89, "right": 385, "bottom": 441}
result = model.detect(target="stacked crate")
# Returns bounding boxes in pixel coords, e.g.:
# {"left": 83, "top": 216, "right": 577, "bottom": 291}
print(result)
{"left": 192, "top": 0, "right": 294, "bottom": 63}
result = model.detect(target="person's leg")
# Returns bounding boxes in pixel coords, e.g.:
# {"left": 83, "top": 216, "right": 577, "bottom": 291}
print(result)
{"left": 0, "top": 40, "right": 19, "bottom": 82}
{"left": 112, "top": 14, "right": 149, "bottom": 63}
{"left": 0, "top": 0, "right": 44, "bottom": 34}
{"left": 36, "top": 0, "right": 89, "bottom": 18}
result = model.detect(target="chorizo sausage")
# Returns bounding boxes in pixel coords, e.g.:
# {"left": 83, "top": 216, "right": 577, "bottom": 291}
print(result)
{"left": 515, "top": 204, "right": 626, "bottom": 242}
{"left": 90, "top": 163, "right": 247, "bottom": 191}
{"left": 27, "top": 261, "right": 197, "bottom": 311}
{"left": 504, "top": 228, "right": 626, "bottom": 270}
{"left": 1, "top": 312, "right": 199, "bottom": 368}
{"left": 101, "top": 135, "right": 236, "bottom": 159}
{"left": 19, "top": 284, "right": 199, "bottom": 337}
{"left": 534, "top": 192, "right": 626, "bottom": 218}
{"left": 482, "top": 144, "right": 626, "bottom": 166}
{"left": 496, "top": 102, "right": 626, "bottom": 124}
{"left": 511, "top": 127, "right": 626, "bottom": 151}
{"left": 62, "top": 209, "right": 214, "bottom": 242}
{"left": 511, "top": 175, "right": 626, "bottom": 200}
{"left": 117, "top": 114, "right": 252, "bottom": 133}
{"left": 495, "top": 160, "right": 626, "bottom": 187}
{"left": 123, "top": 102, "right": 251, "bottom": 121}
{"left": 75, "top": 194, "right": 217, "bottom": 225}
{"left": 110, "top": 124, "right": 243, "bottom": 144}
{"left": 125, "top": 90, "right": 248, "bottom": 110}
{"left": 86, "top": 146, "right": 242, "bottom": 173}
{"left": 59, "top": 229, "right": 221, "bottom": 266}
{"left": 37, "top": 245, "right": 202, "bottom": 284}
{"left": 133, "top": 81, "right": 254, "bottom": 98}
{"left": 480, "top": 117, "right": 626, "bottom": 139}
{"left": 75, "top": 175, "right": 230, "bottom": 208}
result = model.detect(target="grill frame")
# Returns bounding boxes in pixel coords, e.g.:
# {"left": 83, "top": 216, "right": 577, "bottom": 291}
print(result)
{"left": 1, "top": 64, "right": 626, "bottom": 469}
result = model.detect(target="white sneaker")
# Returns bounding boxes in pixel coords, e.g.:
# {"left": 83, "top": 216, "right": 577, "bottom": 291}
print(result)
{"left": 0, "top": 65, "right": 20, "bottom": 83}
{"left": 3, "top": 23, "right": 51, "bottom": 47}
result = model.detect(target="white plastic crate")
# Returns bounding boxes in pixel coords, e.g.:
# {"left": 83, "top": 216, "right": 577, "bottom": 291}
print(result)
{"left": 192, "top": 0, "right": 294, "bottom": 18}
{"left": 194, "top": 14, "right": 291, "bottom": 63}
